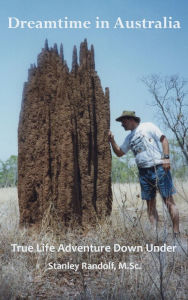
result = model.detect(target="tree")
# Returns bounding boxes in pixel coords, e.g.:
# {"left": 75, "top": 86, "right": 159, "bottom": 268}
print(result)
{"left": 0, "top": 155, "right": 17, "bottom": 187}
{"left": 142, "top": 75, "right": 188, "bottom": 165}
{"left": 169, "top": 139, "right": 188, "bottom": 179}
{"left": 112, "top": 152, "right": 138, "bottom": 183}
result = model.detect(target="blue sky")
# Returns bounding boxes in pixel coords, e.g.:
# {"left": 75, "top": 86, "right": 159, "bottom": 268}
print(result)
{"left": 0, "top": 0, "right": 188, "bottom": 160}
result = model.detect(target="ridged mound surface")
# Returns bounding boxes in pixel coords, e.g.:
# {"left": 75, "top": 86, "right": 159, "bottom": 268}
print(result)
{"left": 18, "top": 39, "right": 112, "bottom": 227}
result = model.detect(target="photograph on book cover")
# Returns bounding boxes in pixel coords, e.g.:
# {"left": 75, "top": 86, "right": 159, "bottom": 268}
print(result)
{"left": 0, "top": 0, "right": 188, "bottom": 299}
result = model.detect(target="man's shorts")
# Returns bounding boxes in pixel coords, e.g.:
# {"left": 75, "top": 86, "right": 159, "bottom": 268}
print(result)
{"left": 138, "top": 164, "right": 176, "bottom": 201}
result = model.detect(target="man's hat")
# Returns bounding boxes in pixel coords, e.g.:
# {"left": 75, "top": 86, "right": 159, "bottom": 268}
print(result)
{"left": 116, "top": 111, "right": 140, "bottom": 123}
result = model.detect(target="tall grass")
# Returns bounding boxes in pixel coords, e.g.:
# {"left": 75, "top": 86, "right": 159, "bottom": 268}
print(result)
{"left": 0, "top": 184, "right": 187, "bottom": 299}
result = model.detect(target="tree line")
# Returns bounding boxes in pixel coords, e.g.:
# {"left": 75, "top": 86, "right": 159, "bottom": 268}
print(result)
{"left": 0, "top": 142, "right": 187, "bottom": 187}
{"left": 112, "top": 140, "right": 188, "bottom": 183}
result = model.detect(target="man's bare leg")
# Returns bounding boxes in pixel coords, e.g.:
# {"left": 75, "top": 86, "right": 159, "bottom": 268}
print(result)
{"left": 146, "top": 198, "right": 159, "bottom": 226}
{"left": 163, "top": 196, "right": 179, "bottom": 234}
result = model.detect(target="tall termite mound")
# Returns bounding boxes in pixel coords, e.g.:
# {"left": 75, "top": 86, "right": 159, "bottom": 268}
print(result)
{"left": 18, "top": 39, "right": 112, "bottom": 227}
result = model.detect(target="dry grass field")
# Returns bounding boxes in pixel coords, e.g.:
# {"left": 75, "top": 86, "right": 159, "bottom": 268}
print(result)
{"left": 0, "top": 182, "right": 187, "bottom": 299}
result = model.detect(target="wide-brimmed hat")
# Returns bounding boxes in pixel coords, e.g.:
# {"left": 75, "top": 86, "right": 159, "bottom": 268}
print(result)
{"left": 116, "top": 111, "right": 140, "bottom": 123}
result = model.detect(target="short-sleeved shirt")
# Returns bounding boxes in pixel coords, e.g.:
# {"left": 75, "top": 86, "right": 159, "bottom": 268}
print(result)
{"left": 120, "top": 122, "right": 164, "bottom": 168}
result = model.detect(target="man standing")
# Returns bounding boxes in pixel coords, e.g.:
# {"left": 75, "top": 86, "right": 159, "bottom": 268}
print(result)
{"left": 108, "top": 111, "right": 179, "bottom": 235}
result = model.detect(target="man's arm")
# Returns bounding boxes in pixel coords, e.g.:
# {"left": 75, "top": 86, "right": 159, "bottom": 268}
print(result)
{"left": 108, "top": 130, "right": 125, "bottom": 157}
{"left": 160, "top": 135, "right": 170, "bottom": 171}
